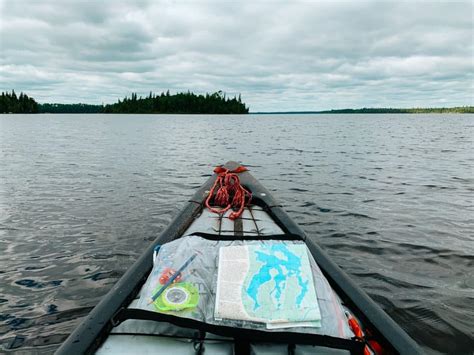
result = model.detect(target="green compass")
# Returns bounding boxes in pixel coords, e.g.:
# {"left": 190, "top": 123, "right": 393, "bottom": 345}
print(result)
{"left": 153, "top": 282, "right": 199, "bottom": 311}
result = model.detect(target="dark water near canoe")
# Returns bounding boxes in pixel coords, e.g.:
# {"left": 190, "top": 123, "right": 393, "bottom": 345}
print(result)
{"left": 0, "top": 114, "right": 473, "bottom": 354}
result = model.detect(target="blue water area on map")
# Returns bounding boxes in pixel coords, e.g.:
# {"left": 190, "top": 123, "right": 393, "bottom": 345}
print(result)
{"left": 246, "top": 244, "right": 308, "bottom": 310}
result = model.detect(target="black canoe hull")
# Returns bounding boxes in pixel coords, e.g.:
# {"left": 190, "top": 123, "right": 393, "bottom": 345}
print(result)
{"left": 56, "top": 162, "right": 421, "bottom": 354}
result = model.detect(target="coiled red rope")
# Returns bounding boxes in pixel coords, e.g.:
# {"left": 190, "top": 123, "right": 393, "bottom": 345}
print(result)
{"left": 205, "top": 165, "right": 252, "bottom": 220}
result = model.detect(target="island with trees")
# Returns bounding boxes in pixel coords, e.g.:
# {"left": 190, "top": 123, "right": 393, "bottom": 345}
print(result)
{"left": 102, "top": 91, "right": 249, "bottom": 114}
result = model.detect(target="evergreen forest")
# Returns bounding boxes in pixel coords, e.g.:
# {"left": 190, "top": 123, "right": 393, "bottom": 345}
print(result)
{"left": 2, "top": 90, "right": 472, "bottom": 114}
{"left": 1, "top": 90, "right": 248, "bottom": 114}
{"left": 0, "top": 90, "right": 39, "bottom": 113}
{"left": 101, "top": 91, "right": 249, "bottom": 114}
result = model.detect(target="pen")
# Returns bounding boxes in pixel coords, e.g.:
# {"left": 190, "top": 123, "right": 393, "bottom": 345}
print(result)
{"left": 149, "top": 253, "right": 197, "bottom": 304}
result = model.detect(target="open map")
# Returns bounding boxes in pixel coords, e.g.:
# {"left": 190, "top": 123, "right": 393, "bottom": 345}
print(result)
{"left": 215, "top": 243, "right": 321, "bottom": 328}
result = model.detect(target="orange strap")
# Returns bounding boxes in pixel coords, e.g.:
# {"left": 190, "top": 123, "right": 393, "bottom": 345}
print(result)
{"left": 348, "top": 315, "right": 384, "bottom": 355}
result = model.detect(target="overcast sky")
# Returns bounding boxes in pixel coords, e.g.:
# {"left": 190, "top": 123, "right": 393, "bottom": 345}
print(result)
{"left": 0, "top": 0, "right": 472, "bottom": 111}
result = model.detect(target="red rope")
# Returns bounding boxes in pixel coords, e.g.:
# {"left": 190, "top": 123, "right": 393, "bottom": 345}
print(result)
{"left": 205, "top": 165, "right": 252, "bottom": 220}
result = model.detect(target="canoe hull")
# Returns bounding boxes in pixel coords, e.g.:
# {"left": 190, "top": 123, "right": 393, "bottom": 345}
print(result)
{"left": 56, "top": 162, "right": 421, "bottom": 354}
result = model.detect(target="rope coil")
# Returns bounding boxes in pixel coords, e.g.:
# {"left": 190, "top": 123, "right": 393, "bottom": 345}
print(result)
{"left": 205, "top": 166, "right": 252, "bottom": 220}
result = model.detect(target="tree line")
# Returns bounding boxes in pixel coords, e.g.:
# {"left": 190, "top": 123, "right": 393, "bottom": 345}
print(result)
{"left": 2, "top": 90, "right": 472, "bottom": 114}
{"left": 101, "top": 91, "right": 249, "bottom": 114}
{"left": 1, "top": 90, "right": 249, "bottom": 114}
{"left": 39, "top": 103, "right": 103, "bottom": 113}
{"left": 0, "top": 90, "right": 39, "bottom": 113}
{"left": 316, "top": 107, "right": 474, "bottom": 114}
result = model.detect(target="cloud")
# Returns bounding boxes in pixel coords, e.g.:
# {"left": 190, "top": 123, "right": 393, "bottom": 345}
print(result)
{"left": 0, "top": 0, "right": 472, "bottom": 110}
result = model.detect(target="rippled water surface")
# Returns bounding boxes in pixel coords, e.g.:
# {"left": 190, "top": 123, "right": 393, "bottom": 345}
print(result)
{"left": 0, "top": 114, "right": 473, "bottom": 354}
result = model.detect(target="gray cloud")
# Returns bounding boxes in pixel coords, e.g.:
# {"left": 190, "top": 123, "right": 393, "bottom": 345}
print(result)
{"left": 0, "top": 0, "right": 472, "bottom": 111}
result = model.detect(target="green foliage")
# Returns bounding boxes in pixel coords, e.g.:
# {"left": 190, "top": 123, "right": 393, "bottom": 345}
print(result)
{"left": 39, "top": 103, "right": 102, "bottom": 113}
{"left": 0, "top": 90, "right": 39, "bottom": 113}
{"left": 3, "top": 89, "right": 470, "bottom": 115}
{"left": 101, "top": 91, "right": 249, "bottom": 114}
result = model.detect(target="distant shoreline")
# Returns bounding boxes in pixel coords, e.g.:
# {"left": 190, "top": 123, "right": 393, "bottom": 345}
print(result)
{"left": 252, "top": 107, "right": 474, "bottom": 114}
{"left": 1, "top": 91, "right": 472, "bottom": 114}
{"left": 3, "top": 107, "right": 473, "bottom": 115}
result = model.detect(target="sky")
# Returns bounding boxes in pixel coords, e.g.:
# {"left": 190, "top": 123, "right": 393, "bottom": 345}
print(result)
{"left": 0, "top": 0, "right": 472, "bottom": 112}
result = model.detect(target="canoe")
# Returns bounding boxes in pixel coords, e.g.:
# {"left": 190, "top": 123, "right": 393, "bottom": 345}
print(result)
{"left": 56, "top": 162, "right": 421, "bottom": 355}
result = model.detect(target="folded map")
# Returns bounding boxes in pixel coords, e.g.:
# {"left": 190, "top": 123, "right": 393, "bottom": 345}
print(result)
{"left": 215, "top": 243, "right": 321, "bottom": 327}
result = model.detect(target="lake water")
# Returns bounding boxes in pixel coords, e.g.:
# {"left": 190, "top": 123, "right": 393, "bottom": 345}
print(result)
{"left": 0, "top": 114, "right": 473, "bottom": 354}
